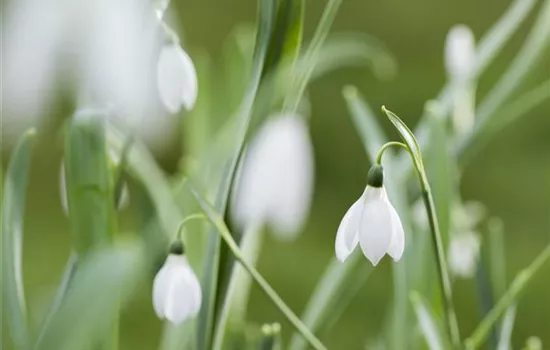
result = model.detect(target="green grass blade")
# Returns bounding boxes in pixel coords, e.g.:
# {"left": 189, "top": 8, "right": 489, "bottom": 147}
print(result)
{"left": 288, "top": 253, "right": 371, "bottom": 350}
{"left": 311, "top": 34, "right": 397, "bottom": 82}
{"left": 1, "top": 129, "right": 36, "bottom": 350}
{"left": 343, "top": 86, "right": 389, "bottom": 163}
{"left": 33, "top": 244, "right": 144, "bottom": 350}
{"left": 496, "top": 305, "right": 517, "bottom": 350}
{"left": 466, "top": 245, "right": 550, "bottom": 349}
{"left": 190, "top": 185, "right": 327, "bottom": 350}
{"left": 476, "top": 0, "right": 550, "bottom": 129}
{"left": 196, "top": 1, "right": 276, "bottom": 348}
{"left": 410, "top": 292, "right": 446, "bottom": 350}
{"left": 65, "top": 110, "right": 116, "bottom": 256}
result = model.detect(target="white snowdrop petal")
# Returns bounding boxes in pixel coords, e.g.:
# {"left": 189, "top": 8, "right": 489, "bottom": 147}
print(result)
{"left": 387, "top": 203, "right": 405, "bottom": 261}
{"left": 152, "top": 264, "right": 172, "bottom": 319}
{"left": 152, "top": 255, "right": 202, "bottom": 325}
{"left": 445, "top": 25, "right": 476, "bottom": 80}
{"left": 335, "top": 198, "right": 363, "bottom": 262}
{"left": 157, "top": 44, "right": 198, "bottom": 114}
{"left": 231, "top": 114, "right": 314, "bottom": 239}
{"left": 359, "top": 188, "right": 393, "bottom": 266}
{"left": 448, "top": 232, "right": 480, "bottom": 278}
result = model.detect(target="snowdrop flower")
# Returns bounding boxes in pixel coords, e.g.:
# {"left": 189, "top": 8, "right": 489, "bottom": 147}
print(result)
{"left": 232, "top": 114, "right": 314, "bottom": 240}
{"left": 444, "top": 25, "right": 477, "bottom": 135}
{"left": 448, "top": 231, "right": 480, "bottom": 278}
{"left": 157, "top": 43, "right": 198, "bottom": 114}
{"left": 335, "top": 164, "right": 404, "bottom": 266}
{"left": 153, "top": 240, "right": 202, "bottom": 325}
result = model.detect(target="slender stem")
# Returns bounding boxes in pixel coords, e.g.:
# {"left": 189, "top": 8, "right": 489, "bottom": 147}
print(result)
{"left": 176, "top": 214, "right": 206, "bottom": 240}
{"left": 421, "top": 185, "right": 462, "bottom": 349}
{"left": 465, "top": 244, "right": 550, "bottom": 349}
{"left": 375, "top": 141, "right": 408, "bottom": 164}
{"left": 191, "top": 188, "right": 327, "bottom": 350}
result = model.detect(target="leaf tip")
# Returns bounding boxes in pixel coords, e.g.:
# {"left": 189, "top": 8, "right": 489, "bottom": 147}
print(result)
{"left": 342, "top": 85, "right": 358, "bottom": 99}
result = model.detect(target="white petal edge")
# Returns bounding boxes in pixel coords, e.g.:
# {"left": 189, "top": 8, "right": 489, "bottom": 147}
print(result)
{"left": 359, "top": 187, "right": 393, "bottom": 266}
{"left": 335, "top": 198, "right": 363, "bottom": 262}
{"left": 387, "top": 202, "right": 405, "bottom": 261}
{"left": 157, "top": 45, "right": 198, "bottom": 114}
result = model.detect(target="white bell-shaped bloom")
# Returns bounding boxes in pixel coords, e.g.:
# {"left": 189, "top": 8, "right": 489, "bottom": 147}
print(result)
{"left": 153, "top": 253, "right": 202, "bottom": 325}
{"left": 157, "top": 44, "right": 198, "bottom": 114}
{"left": 445, "top": 25, "right": 476, "bottom": 81}
{"left": 448, "top": 231, "right": 480, "bottom": 278}
{"left": 231, "top": 114, "right": 314, "bottom": 240}
{"left": 335, "top": 165, "right": 404, "bottom": 265}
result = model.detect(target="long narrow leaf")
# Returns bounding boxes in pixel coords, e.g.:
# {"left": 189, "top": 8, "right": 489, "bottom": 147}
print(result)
{"left": 65, "top": 110, "right": 116, "bottom": 256}
{"left": 1, "top": 129, "right": 36, "bottom": 349}
{"left": 34, "top": 245, "right": 144, "bottom": 350}
{"left": 410, "top": 292, "right": 446, "bottom": 350}
{"left": 496, "top": 305, "right": 517, "bottom": 350}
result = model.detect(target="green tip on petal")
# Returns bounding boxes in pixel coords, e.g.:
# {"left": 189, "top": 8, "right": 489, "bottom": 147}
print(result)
{"left": 367, "top": 164, "right": 384, "bottom": 188}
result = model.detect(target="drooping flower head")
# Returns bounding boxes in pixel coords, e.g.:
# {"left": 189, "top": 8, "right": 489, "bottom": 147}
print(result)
{"left": 231, "top": 113, "right": 314, "bottom": 240}
{"left": 152, "top": 240, "right": 202, "bottom": 325}
{"left": 335, "top": 164, "right": 404, "bottom": 266}
{"left": 448, "top": 231, "right": 480, "bottom": 278}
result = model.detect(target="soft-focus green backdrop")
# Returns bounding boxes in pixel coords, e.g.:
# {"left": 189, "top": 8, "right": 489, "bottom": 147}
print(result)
{"left": 4, "top": 0, "right": 549, "bottom": 349}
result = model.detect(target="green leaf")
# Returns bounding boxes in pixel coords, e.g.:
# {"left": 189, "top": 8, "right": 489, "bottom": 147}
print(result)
{"left": 311, "top": 34, "right": 397, "bottom": 82}
{"left": 343, "top": 86, "right": 389, "bottom": 163}
{"left": 466, "top": 245, "right": 550, "bottom": 349}
{"left": 262, "top": 0, "right": 304, "bottom": 78}
{"left": 284, "top": 0, "right": 342, "bottom": 112}
{"left": 424, "top": 102, "right": 454, "bottom": 248}
{"left": 476, "top": 0, "right": 550, "bottom": 129}
{"left": 195, "top": 0, "right": 277, "bottom": 348}
{"left": 34, "top": 244, "right": 145, "bottom": 350}
{"left": 189, "top": 185, "right": 327, "bottom": 350}
{"left": 65, "top": 110, "right": 116, "bottom": 256}
{"left": 381, "top": 106, "right": 424, "bottom": 172}
{"left": 496, "top": 305, "right": 517, "bottom": 350}
{"left": 1, "top": 129, "right": 36, "bottom": 349}
{"left": 288, "top": 253, "right": 372, "bottom": 350}
{"left": 410, "top": 292, "right": 447, "bottom": 350}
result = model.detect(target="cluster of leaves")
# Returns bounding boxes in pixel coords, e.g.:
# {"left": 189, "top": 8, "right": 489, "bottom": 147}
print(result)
{"left": 2, "top": 0, "right": 550, "bottom": 349}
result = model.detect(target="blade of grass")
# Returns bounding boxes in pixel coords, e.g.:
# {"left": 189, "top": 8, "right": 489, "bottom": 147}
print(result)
{"left": 465, "top": 244, "right": 550, "bottom": 349}
{"left": 1, "top": 129, "right": 36, "bottom": 350}
{"left": 410, "top": 292, "right": 447, "bottom": 350}
{"left": 190, "top": 184, "right": 327, "bottom": 350}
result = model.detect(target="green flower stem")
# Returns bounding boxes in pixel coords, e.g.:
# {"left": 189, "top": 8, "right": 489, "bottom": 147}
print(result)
{"left": 377, "top": 140, "right": 461, "bottom": 349}
{"left": 189, "top": 186, "right": 327, "bottom": 350}
{"left": 465, "top": 244, "right": 550, "bottom": 350}
{"left": 375, "top": 141, "right": 408, "bottom": 164}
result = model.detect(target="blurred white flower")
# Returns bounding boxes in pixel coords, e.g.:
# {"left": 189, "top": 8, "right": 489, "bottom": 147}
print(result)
{"left": 153, "top": 247, "right": 202, "bottom": 325}
{"left": 232, "top": 114, "right": 315, "bottom": 240}
{"left": 444, "top": 25, "right": 477, "bottom": 135}
{"left": 157, "top": 44, "right": 198, "bottom": 114}
{"left": 335, "top": 165, "right": 404, "bottom": 266}
{"left": 448, "top": 231, "right": 480, "bottom": 278}
{"left": 1, "top": 0, "right": 190, "bottom": 150}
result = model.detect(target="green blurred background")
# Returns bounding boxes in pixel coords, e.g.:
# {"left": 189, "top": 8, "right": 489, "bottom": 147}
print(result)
{"left": 3, "top": 0, "right": 549, "bottom": 349}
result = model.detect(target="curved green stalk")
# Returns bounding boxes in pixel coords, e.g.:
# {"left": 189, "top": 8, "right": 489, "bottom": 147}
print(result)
{"left": 381, "top": 108, "right": 461, "bottom": 349}
{"left": 189, "top": 185, "right": 327, "bottom": 350}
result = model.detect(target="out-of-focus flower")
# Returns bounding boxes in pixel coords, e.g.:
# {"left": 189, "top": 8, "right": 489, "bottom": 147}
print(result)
{"left": 156, "top": 44, "right": 198, "bottom": 114}
{"left": 444, "top": 25, "right": 477, "bottom": 135}
{"left": 1, "top": 0, "right": 196, "bottom": 150}
{"left": 448, "top": 231, "right": 480, "bottom": 278}
{"left": 153, "top": 241, "right": 202, "bottom": 325}
{"left": 335, "top": 165, "right": 404, "bottom": 266}
{"left": 231, "top": 114, "right": 314, "bottom": 240}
